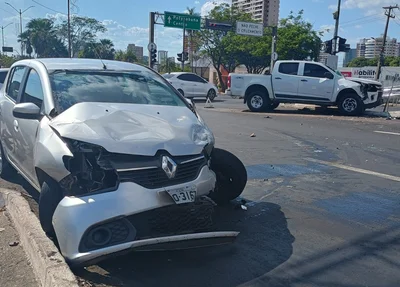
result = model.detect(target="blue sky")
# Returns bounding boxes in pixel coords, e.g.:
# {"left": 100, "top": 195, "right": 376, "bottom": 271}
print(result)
{"left": 1, "top": 0, "right": 399, "bottom": 59}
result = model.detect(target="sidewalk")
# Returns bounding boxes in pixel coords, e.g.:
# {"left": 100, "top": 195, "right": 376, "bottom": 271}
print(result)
{"left": 0, "top": 207, "right": 38, "bottom": 287}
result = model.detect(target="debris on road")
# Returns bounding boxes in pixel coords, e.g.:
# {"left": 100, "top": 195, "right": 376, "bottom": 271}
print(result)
{"left": 9, "top": 241, "right": 19, "bottom": 247}
{"left": 250, "top": 133, "right": 256, "bottom": 137}
{"left": 264, "top": 116, "right": 271, "bottom": 119}
{"left": 241, "top": 205, "right": 248, "bottom": 211}
{"left": 0, "top": 228, "right": 4, "bottom": 232}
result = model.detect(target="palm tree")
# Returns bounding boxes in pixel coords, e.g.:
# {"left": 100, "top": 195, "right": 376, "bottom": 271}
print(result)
{"left": 185, "top": 7, "right": 201, "bottom": 70}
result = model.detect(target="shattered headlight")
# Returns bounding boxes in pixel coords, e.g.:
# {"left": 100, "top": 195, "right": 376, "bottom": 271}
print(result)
{"left": 192, "top": 124, "right": 215, "bottom": 147}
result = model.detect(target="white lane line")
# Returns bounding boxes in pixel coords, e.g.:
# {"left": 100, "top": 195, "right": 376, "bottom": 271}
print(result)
{"left": 305, "top": 157, "right": 400, "bottom": 182}
{"left": 374, "top": 131, "right": 400, "bottom": 136}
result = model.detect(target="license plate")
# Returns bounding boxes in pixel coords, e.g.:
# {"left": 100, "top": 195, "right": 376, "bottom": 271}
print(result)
{"left": 166, "top": 186, "right": 197, "bottom": 204}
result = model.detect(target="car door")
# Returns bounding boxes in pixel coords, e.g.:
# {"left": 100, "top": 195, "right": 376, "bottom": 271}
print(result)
{"left": 176, "top": 74, "right": 195, "bottom": 98}
{"left": 13, "top": 68, "right": 44, "bottom": 183}
{"left": 0, "top": 66, "right": 28, "bottom": 166}
{"left": 272, "top": 62, "right": 300, "bottom": 99}
{"left": 297, "top": 63, "right": 335, "bottom": 102}
{"left": 189, "top": 74, "right": 209, "bottom": 97}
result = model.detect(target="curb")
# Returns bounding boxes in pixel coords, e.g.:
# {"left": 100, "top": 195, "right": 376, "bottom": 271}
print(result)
{"left": 0, "top": 189, "right": 78, "bottom": 287}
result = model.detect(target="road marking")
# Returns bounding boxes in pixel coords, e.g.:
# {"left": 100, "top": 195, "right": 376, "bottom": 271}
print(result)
{"left": 374, "top": 131, "right": 400, "bottom": 136}
{"left": 305, "top": 158, "right": 400, "bottom": 182}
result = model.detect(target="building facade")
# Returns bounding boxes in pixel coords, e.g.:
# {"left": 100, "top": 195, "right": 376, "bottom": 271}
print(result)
{"left": 158, "top": 50, "right": 168, "bottom": 64}
{"left": 232, "top": 0, "right": 280, "bottom": 27}
{"left": 343, "top": 48, "right": 357, "bottom": 67}
{"left": 127, "top": 44, "right": 144, "bottom": 62}
{"left": 357, "top": 37, "right": 399, "bottom": 59}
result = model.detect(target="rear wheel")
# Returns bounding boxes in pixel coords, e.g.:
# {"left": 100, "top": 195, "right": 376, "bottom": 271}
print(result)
{"left": 247, "top": 91, "right": 270, "bottom": 112}
{"left": 338, "top": 93, "right": 363, "bottom": 116}
{"left": 209, "top": 148, "right": 247, "bottom": 205}
{"left": 269, "top": 102, "right": 280, "bottom": 110}
{"left": 39, "top": 180, "right": 64, "bottom": 236}
{"left": 207, "top": 89, "right": 216, "bottom": 101}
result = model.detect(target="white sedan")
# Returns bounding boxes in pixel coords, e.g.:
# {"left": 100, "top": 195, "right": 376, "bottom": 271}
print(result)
{"left": 163, "top": 72, "right": 218, "bottom": 101}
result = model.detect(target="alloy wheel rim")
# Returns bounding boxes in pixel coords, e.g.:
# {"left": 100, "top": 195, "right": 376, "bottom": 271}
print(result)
{"left": 251, "top": 95, "right": 263, "bottom": 109}
{"left": 343, "top": 98, "right": 357, "bottom": 112}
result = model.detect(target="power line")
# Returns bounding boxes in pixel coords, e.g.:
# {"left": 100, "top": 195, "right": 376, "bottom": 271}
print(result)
{"left": 31, "top": 0, "right": 66, "bottom": 15}
{"left": 0, "top": 7, "right": 15, "bottom": 16}
{"left": 340, "top": 13, "right": 381, "bottom": 25}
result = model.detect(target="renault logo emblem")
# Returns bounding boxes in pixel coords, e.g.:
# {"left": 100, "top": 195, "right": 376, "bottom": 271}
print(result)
{"left": 161, "top": 156, "right": 177, "bottom": 179}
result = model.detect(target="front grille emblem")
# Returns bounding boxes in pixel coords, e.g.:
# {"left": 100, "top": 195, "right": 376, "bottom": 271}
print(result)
{"left": 161, "top": 156, "right": 177, "bottom": 179}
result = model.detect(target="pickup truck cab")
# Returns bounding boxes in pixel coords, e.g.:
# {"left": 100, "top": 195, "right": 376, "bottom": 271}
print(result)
{"left": 226, "top": 60, "right": 383, "bottom": 116}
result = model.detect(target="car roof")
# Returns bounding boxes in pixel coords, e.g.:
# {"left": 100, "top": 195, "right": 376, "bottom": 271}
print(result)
{"left": 0, "top": 68, "right": 9, "bottom": 72}
{"left": 12, "top": 58, "right": 148, "bottom": 71}
{"left": 166, "top": 72, "right": 197, "bottom": 76}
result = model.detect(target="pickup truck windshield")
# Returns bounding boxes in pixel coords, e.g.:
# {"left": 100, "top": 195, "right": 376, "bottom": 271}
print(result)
{"left": 49, "top": 70, "right": 186, "bottom": 114}
{"left": 324, "top": 64, "right": 344, "bottom": 78}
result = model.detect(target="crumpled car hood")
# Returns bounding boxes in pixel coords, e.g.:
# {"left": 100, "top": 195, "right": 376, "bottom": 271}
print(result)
{"left": 346, "top": 77, "right": 382, "bottom": 86}
{"left": 49, "top": 102, "right": 206, "bottom": 156}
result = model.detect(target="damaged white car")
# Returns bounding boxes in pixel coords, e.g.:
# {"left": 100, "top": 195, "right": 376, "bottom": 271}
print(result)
{"left": 0, "top": 59, "right": 247, "bottom": 265}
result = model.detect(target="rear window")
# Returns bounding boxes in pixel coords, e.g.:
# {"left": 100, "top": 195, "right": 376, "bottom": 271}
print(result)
{"left": 278, "top": 63, "right": 299, "bottom": 75}
{"left": 50, "top": 70, "right": 186, "bottom": 114}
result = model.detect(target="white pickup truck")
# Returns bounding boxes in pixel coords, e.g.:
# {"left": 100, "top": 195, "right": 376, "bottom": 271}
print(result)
{"left": 226, "top": 60, "right": 383, "bottom": 116}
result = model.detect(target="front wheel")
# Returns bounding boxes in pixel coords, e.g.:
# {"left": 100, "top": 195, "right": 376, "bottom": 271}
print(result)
{"left": 207, "top": 89, "right": 217, "bottom": 101}
{"left": 247, "top": 91, "right": 270, "bottom": 112}
{"left": 39, "top": 181, "right": 64, "bottom": 236}
{"left": 209, "top": 148, "right": 247, "bottom": 205}
{"left": 338, "top": 94, "right": 363, "bottom": 116}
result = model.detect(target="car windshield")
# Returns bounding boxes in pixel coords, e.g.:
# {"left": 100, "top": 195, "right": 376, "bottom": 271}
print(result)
{"left": 324, "top": 64, "right": 344, "bottom": 78}
{"left": 49, "top": 70, "right": 186, "bottom": 114}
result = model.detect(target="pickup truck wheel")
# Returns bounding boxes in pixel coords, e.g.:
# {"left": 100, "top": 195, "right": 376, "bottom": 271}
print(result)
{"left": 247, "top": 91, "right": 270, "bottom": 112}
{"left": 209, "top": 148, "right": 247, "bottom": 205}
{"left": 338, "top": 94, "right": 363, "bottom": 116}
{"left": 270, "top": 102, "right": 280, "bottom": 110}
{"left": 39, "top": 180, "right": 64, "bottom": 236}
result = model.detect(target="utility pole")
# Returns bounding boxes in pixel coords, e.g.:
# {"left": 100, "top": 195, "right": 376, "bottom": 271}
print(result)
{"left": 182, "top": 19, "right": 186, "bottom": 72}
{"left": 270, "top": 26, "right": 277, "bottom": 70}
{"left": 332, "top": 0, "right": 341, "bottom": 55}
{"left": 5, "top": 3, "right": 34, "bottom": 57}
{"left": 1, "top": 23, "right": 12, "bottom": 54}
{"left": 376, "top": 5, "right": 398, "bottom": 82}
{"left": 68, "top": 0, "right": 72, "bottom": 58}
{"left": 149, "top": 12, "right": 155, "bottom": 68}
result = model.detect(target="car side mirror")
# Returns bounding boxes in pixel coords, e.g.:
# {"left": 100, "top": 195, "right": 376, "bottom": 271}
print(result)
{"left": 13, "top": 102, "right": 41, "bottom": 120}
{"left": 185, "top": 98, "right": 196, "bottom": 109}
{"left": 324, "top": 72, "right": 334, "bottom": 79}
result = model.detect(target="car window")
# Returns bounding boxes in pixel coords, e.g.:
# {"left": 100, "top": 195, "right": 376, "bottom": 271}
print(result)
{"left": 21, "top": 69, "right": 44, "bottom": 108}
{"left": 177, "top": 74, "right": 198, "bottom": 82}
{"left": 162, "top": 74, "right": 174, "bottom": 79}
{"left": 6, "top": 66, "right": 27, "bottom": 101}
{"left": 49, "top": 70, "right": 186, "bottom": 114}
{"left": 278, "top": 63, "right": 299, "bottom": 75}
{"left": 192, "top": 74, "right": 207, "bottom": 83}
{"left": 304, "top": 64, "right": 331, "bottom": 78}
{"left": 0, "top": 71, "right": 8, "bottom": 84}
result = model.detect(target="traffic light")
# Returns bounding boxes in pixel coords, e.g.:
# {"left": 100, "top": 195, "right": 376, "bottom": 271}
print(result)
{"left": 205, "top": 19, "right": 233, "bottom": 31}
{"left": 338, "top": 37, "right": 350, "bottom": 52}
{"left": 323, "top": 39, "right": 333, "bottom": 54}
{"left": 151, "top": 49, "right": 157, "bottom": 65}
{"left": 183, "top": 52, "right": 188, "bottom": 62}
{"left": 177, "top": 52, "right": 183, "bottom": 62}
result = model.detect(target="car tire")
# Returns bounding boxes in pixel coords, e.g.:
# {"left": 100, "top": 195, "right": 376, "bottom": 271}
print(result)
{"left": 0, "top": 141, "right": 13, "bottom": 178}
{"left": 247, "top": 91, "right": 270, "bottom": 112}
{"left": 209, "top": 148, "right": 247, "bottom": 205}
{"left": 39, "top": 180, "right": 64, "bottom": 236}
{"left": 338, "top": 93, "right": 363, "bottom": 116}
{"left": 207, "top": 89, "right": 216, "bottom": 101}
{"left": 178, "top": 89, "right": 184, "bottom": 96}
{"left": 269, "top": 102, "right": 280, "bottom": 110}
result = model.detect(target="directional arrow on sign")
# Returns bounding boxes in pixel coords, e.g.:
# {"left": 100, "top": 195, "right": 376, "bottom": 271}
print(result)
{"left": 168, "top": 16, "right": 172, "bottom": 24}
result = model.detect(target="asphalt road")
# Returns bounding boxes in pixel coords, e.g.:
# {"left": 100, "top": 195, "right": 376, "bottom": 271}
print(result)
{"left": 1, "top": 98, "right": 399, "bottom": 287}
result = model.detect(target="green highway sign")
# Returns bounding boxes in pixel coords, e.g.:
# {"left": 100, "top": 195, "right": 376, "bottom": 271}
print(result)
{"left": 164, "top": 11, "right": 201, "bottom": 30}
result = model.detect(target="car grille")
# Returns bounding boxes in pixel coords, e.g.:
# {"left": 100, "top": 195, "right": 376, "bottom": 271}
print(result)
{"left": 117, "top": 155, "right": 207, "bottom": 189}
{"left": 127, "top": 198, "right": 215, "bottom": 240}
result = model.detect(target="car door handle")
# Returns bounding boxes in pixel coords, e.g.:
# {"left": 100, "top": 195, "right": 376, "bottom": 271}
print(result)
{"left": 275, "top": 77, "right": 282, "bottom": 80}
{"left": 301, "top": 79, "right": 308, "bottom": 82}
{"left": 13, "top": 119, "right": 19, "bottom": 132}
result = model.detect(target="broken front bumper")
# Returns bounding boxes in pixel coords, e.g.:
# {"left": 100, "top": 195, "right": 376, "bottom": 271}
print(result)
{"left": 52, "top": 166, "right": 239, "bottom": 265}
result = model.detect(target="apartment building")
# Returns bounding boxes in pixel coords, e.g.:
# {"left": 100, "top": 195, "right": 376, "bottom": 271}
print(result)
{"left": 232, "top": 0, "right": 280, "bottom": 27}
{"left": 127, "top": 44, "right": 144, "bottom": 62}
{"left": 356, "top": 37, "right": 399, "bottom": 59}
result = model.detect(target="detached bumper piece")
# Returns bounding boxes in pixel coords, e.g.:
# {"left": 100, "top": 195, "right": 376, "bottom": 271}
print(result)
{"left": 79, "top": 198, "right": 216, "bottom": 253}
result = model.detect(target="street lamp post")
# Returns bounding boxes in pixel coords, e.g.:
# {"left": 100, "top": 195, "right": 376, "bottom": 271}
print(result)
{"left": 1, "top": 22, "right": 12, "bottom": 54}
{"left": 5, "top": 2, "right": 34, "bottom": 57}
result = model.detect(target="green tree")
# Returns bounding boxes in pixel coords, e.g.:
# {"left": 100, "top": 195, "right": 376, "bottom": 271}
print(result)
{"left": 18, "top": 18, "right": 68, "bottom": 58}
{"left": 114, "top": 49, "right": 137, "bottom": 63}
{"left": 0, "top": 55, "right": 17, "bottom": 67}
{"left": 347, "top": 57, "right": 379, "bottom": 67}
{"left": 277, "top": 10, "right": 322, "bottom": 61}
{"left": 78, "top": 39, "right": 115, "bottom": 59}
{"left": 57, "top": 16, "right": 107, "bottom": 57}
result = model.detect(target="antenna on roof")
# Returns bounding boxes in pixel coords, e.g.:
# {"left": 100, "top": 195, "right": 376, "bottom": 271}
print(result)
{"left": 87, "top": 41, "right": 107, "bottom": 70}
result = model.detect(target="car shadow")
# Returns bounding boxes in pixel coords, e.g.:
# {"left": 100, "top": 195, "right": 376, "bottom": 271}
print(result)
{"left": 74, "top": 201, "right": 295, "bottom": 287}
{"left": 193, "top": 98, "right": 226, "bottom": 103}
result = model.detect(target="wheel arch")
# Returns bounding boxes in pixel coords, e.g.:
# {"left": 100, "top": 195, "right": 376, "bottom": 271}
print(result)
{"left": 336, "top": 88, "right": 360, "bottom": 104}
{"left": 244, "top": 85, "right": 269, "bottom": 104}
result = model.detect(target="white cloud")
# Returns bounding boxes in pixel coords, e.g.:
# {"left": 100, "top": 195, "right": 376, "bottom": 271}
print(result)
{"left": 330, "top": 0, "right": 396, "bottom": 11}
{"left": 200, "top": 0, "right": 229, "bottom": 17}
{"left": 195, "top": 0, "right": 200, "bottom": 4}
